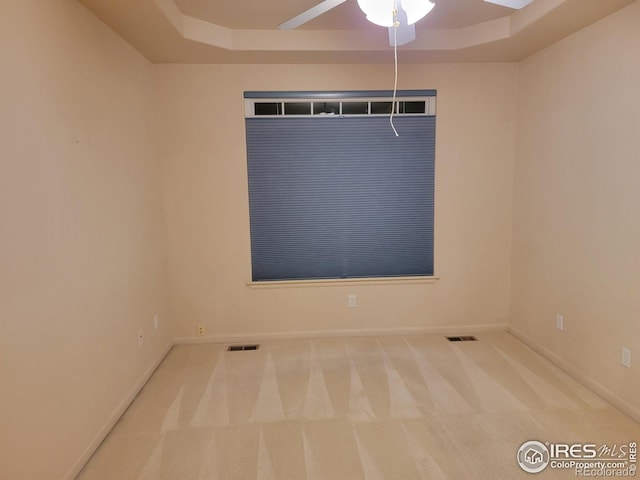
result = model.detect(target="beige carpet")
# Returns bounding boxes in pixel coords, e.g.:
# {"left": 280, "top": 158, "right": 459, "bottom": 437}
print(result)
{"left": 77, "top": 333, "right": 639, "bottom": 479}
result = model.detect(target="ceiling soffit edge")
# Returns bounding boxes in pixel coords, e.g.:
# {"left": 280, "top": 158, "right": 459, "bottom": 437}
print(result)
{"left": 154, "top": 0, "right": 567, "bottom": 53}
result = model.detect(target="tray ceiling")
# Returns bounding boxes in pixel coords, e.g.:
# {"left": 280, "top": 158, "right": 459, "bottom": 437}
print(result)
{"left": 79, "top": 0, "right": 637, "bottom": 63}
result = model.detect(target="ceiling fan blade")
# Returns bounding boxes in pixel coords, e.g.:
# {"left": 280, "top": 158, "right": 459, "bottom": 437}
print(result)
{"left": 484, "top": 0, "right": 533, "bottom": 9}
{"left": 388, "top": 4, "right": 415, "bottom": 46}
{"left": 279, "top": 0, "right": 348, "bottom": 30}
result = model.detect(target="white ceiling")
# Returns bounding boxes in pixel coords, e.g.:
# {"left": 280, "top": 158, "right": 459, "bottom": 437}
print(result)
{"left": 79, "top": 0, "right": 636, "bottom": 63}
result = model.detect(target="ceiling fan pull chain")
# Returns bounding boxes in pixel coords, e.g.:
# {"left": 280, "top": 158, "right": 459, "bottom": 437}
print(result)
{"left": 390, "top": 0, "right": 400, "bottom": 137}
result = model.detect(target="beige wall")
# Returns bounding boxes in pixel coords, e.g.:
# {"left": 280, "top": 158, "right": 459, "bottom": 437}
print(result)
{"left": 6, "top": 0, "right": 639, "bottom": 477}
{"left": 156, "top": 63, "right": 517, "bottom": 340}
{"left": 0, "top": 1, "right": 171, "bottom": 479}
{"left": 511, "top": 0, "right": 640, "bottom": 417}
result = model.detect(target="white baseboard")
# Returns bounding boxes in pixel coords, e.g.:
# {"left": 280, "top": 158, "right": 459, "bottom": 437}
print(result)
{"left": 64, "top": 340, "right": 174, "bottom": 480}
{"left": 509, "top": 326, "right": 640, "bottom": 424}
{"left": 173, "top": 323, "right": 509, "bottom": 345}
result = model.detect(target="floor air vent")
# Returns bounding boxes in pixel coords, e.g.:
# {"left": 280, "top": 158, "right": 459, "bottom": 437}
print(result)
{"left": 227, "top": 344, "right": 260, "bottom": 352}
{"left": 446, "top": 336, "right": 478, "bottom": 342}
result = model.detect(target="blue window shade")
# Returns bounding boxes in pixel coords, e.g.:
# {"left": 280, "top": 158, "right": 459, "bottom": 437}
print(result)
{"left": 245, "top": 116, "right": 435, "bottom": 281}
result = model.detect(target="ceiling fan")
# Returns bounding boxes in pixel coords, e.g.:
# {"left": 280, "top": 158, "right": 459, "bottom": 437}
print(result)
{"left": 279, "top": 0, "right": 534, "bottom": 47}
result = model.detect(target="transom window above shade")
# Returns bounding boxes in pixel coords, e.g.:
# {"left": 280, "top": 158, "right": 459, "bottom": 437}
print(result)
{"left": 244, "top": 90, "right": 436, "bottom": 282}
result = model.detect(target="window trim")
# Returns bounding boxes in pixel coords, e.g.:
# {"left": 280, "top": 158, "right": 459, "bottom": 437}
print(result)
{"left": 244, "top": 90, "right": 437, "bottom": 99}
{"left": 246, "top": 275, "right": 440, "bottom": 288}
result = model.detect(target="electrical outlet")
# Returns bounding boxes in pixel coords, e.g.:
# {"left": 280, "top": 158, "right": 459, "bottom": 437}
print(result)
{"left": 348, "top": 294, "right": 357, "bottom": 308}
{"left": 556, "top": 314, "right": 564, "bottom": 332}
{"left": 138, "top": 329, "right": 144, "bottom": 347}
{"left": 153, "top": 314, "right": 159, "bottom": 333}
{"left": 622, "top": 347, "right": 631, "bottom": 368}
{"left": 197, "top": 323, "right": 207, "bottom": 337}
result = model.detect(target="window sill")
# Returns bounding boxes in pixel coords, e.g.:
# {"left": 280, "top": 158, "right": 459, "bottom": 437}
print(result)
{"left": 247, "top": 276, "right": 440, "bottom": 289}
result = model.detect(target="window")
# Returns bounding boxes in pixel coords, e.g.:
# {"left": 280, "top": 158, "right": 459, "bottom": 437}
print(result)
{"left": 244, "top": 90, "right": 436, "bottom": 282}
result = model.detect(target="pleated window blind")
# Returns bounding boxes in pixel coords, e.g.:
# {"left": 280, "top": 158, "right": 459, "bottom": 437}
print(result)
{"left": 245, "top": 92, "right": 436, "bottom": 282}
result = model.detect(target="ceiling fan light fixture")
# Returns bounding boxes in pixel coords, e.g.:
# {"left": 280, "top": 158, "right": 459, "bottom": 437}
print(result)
{"left": 357, "top": 0, "right": 434, "bottom": 27}
{"left": 357, "top": 0, "right": 393, "bottom": 27}
{"left": 483, "top": 0, "right": 533, "bottom": 8}
{"left": 401, "top": 0, "right": 435, "bottom": 24}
